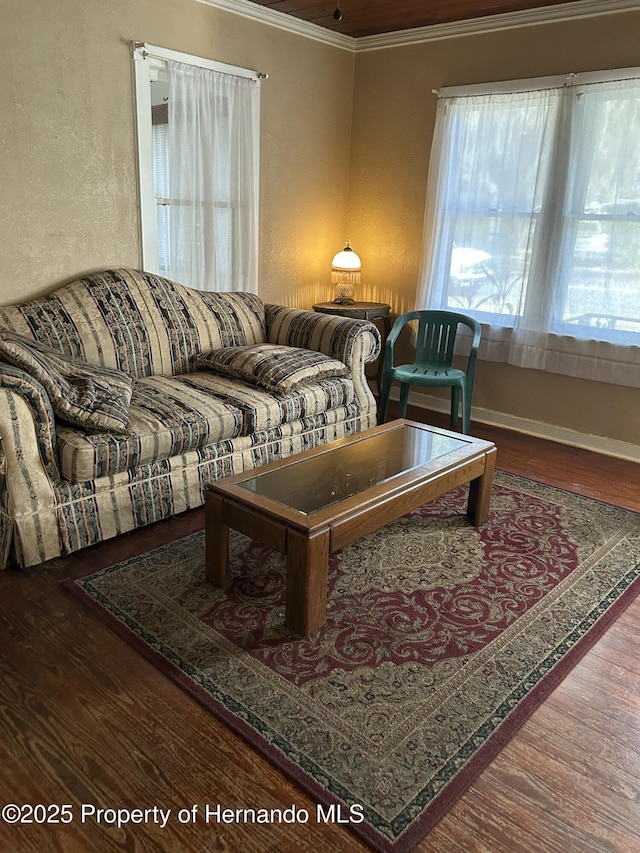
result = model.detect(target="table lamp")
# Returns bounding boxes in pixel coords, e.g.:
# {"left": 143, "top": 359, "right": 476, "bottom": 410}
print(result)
{"left": 331, "top": 241, "right": 361, "bottom": 304}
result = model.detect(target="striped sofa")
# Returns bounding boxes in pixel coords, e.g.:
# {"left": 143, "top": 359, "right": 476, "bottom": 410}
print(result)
{"left": 0, "top": 269, "right": 380, "bottom": 569}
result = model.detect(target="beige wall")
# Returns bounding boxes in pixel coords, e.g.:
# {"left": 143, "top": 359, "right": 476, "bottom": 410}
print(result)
{"left": 349, "top": 12, "right": 640, "bottom": 447}
{"left": 0, "top": 0, "right": 354, "bottom": 306}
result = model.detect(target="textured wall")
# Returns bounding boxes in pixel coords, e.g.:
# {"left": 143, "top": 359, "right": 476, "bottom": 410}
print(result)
{"left": 348, "top": 12, "right": 640, "bottom": 446}
{"left": 0, "top": 0, "right": 354, "bottom": 305}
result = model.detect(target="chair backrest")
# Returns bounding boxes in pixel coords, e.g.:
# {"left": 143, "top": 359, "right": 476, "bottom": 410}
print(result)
{"left": 401, "top": 310, "right": 480, "bottom": 372}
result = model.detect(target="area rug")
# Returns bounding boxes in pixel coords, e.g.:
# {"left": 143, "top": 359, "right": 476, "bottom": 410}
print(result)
{"left": 64, "top": 471, "right": 640, "bottom": 852}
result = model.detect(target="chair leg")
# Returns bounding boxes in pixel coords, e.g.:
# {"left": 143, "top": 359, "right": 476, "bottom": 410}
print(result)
{"left": 461, "top": 387, "right": 471, "bottom": 434}
{"left": 378, "top": 376, "right": 392, "bottom": 424}
{"left": 398, "top": 383, "right": 410, "bottom": 418}
{"left": 450, "top": 387, "right": 460, "bottom": 430}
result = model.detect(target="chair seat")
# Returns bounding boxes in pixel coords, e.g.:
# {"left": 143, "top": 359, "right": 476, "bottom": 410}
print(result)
{"left": 392, "top": 364, "right": 467, "bottom": 383}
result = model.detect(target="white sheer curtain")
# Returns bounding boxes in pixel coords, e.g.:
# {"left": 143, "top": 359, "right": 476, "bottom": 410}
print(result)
{"left": 167, "top": 61, "right": 259, "bottom": 293}
{"left": 418, "top": 88, "right": 558, "bottom": 360}
{"left": 418, "top": 73, "right": 640, "bottom": 387}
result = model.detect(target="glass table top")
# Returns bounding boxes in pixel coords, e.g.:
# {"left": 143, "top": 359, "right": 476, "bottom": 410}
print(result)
{"left": 238, "top": 424, "right": 470, "bottom": 515}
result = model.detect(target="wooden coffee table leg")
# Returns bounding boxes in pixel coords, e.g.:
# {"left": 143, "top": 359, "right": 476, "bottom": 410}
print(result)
{"left": 205, "top": 492, "right": 229, "bottom": 586}
{"left": 467, "top": 446, "right": 497, "bottom": 526}
{"left": 285, "top": 527, "right": 330, "bottom": 636}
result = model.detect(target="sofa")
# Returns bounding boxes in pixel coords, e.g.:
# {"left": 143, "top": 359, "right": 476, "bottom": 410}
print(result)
{"left": 0, "top": 268, "right": 380, "bottom": 569}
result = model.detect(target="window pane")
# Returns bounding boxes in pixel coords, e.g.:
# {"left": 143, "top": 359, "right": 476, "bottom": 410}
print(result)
{"left": 556, "top": 83, "right": 640, "bottom": 338}
{"left": 156, "top": 203, "right": 170, "bottom": 276}
{"left": 454, "top": 100, "right": 548, "bottom": 214}
{"left": 580, "top": 91, "right": 640, "bottom": 216}
{"left": 152, "top": 123, "right": 170, "bottom": 275}
{"left": 560, "top": 220, "right": 640, "bottom": 334}
{"left": 439, "top": 93, "right": 554, "bottom": 319}
{"left": 152, "top": 123, "right": 169, "bottom": 199}
{"left": 214, "top": 207, "right": 231, "bottom": 284}
{"left": 447, "top": 216, "right": 533, "bottom": 317}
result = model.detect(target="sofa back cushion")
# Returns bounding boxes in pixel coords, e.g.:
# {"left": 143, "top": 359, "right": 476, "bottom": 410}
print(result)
{"left": 0, "top": 269, "right": 266, "bottom": 379}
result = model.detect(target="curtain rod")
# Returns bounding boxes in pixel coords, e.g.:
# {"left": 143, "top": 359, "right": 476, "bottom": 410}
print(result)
{"left": 133, "top": 41, "right": 268, "bottom": 81}
{"left": 434, "top": 65, "right": 640, "bottom": 98}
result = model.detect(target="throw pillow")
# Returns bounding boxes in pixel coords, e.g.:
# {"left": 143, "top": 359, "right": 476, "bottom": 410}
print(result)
{"left": 195, "top": 343, "right": 349, "bottom": 395}
{"left": 0, "top": 330, "right": 133, "bottom": 433}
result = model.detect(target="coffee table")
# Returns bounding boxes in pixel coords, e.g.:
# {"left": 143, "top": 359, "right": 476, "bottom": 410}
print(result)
{"left": 205, "top": 419, "right": 496, "bottom": 636}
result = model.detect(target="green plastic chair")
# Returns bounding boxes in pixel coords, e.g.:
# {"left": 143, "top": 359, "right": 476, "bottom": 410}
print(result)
{"left": 378, "top": 310, "right": 481, "bottom": 433}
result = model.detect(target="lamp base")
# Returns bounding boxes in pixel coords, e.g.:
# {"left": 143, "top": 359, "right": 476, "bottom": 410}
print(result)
{"left": 332, "top": 296, "right": 356, "bottom": 305}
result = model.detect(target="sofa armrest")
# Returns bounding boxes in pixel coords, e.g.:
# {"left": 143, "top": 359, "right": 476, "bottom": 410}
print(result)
{"left": 0, "top": 365, "right": 59, "bottom": 480}
{"left": 265, "top": 304, "right": 380, "bottom": 416}
{"left": 265, "top": 304, "right": 381, "bottom": 366}
{"left": 0, "top": 366, "right": 61, "bottom": 569}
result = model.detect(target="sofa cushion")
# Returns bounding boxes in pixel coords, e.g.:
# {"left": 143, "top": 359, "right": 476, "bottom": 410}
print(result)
{"left": 56, "top": 374, "right": 243, "bottom": 482}
{"left": 0, "top": 330, "right": 132, "bottom": 434}
{"left": 0, "top": 269, "right": 267, "bottom": 379}
{"left": 195, "top": 343, "right": 349, "bottom": 395}
{"left": 181, "top": 371, "right": 355, "bottom": 435}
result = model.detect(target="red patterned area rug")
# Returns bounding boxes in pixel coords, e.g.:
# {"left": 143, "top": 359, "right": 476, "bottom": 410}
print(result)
{"left": 64, "top": 471, "right": 640, "bottom": 852}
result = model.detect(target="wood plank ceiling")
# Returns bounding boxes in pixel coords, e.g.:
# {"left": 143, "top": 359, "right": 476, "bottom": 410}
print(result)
{"left": 243, "top": 0, "right": 583, "bottom": 37}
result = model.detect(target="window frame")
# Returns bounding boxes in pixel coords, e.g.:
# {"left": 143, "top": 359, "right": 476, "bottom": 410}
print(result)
{"left": 132, "top": 42, "right": 262, "bottom": 280}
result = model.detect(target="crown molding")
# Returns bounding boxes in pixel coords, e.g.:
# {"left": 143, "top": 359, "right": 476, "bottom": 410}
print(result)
{"left": 195, "top": 0, "right": 354, "bottom": 50}
{"left": 356, "top": 0, "right": 640, "bottom": 50}
{"left": 197, "top": 0, "right": 640, "bottom": 52}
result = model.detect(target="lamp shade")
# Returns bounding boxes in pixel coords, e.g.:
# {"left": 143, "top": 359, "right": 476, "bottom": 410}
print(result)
{"left": 331, "top": 241, "right": 361, "bottom": 304}
{"left": 331, "top": 243, "right": 362, "bottom": 271}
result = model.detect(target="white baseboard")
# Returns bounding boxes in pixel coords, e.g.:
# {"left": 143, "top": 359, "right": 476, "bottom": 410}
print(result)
{"left": 379, "top": 387, "right": 640, "bottom": 463}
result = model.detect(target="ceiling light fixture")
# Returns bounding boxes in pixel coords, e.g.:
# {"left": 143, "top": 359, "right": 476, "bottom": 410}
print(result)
{"left": 333, "top": 2, "right": 343, "bottom": 22}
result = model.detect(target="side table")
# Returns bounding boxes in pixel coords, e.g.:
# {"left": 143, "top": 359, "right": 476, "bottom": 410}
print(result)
{"left": 313, "top": 301, "right": 391, "bottom": 393}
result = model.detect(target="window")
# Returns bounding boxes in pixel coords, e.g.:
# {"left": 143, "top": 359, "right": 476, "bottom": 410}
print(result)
{"left": 151, "top": 102, "right": 170, "bottom": 275}
{"left": 133, "top": 44, "right": 263, "bottom": 293}
{"left": 419, "top": 69, "right": 640, "bottom": 386}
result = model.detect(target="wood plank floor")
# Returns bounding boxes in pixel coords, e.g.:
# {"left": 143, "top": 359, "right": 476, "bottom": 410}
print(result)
{"left": 1, "top": 407, "right": 639, "bottom": 853}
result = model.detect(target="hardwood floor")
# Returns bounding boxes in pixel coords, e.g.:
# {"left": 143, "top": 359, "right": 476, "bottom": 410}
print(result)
{"left": 1, "top": 407, "right": 639, "bottom": 853}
